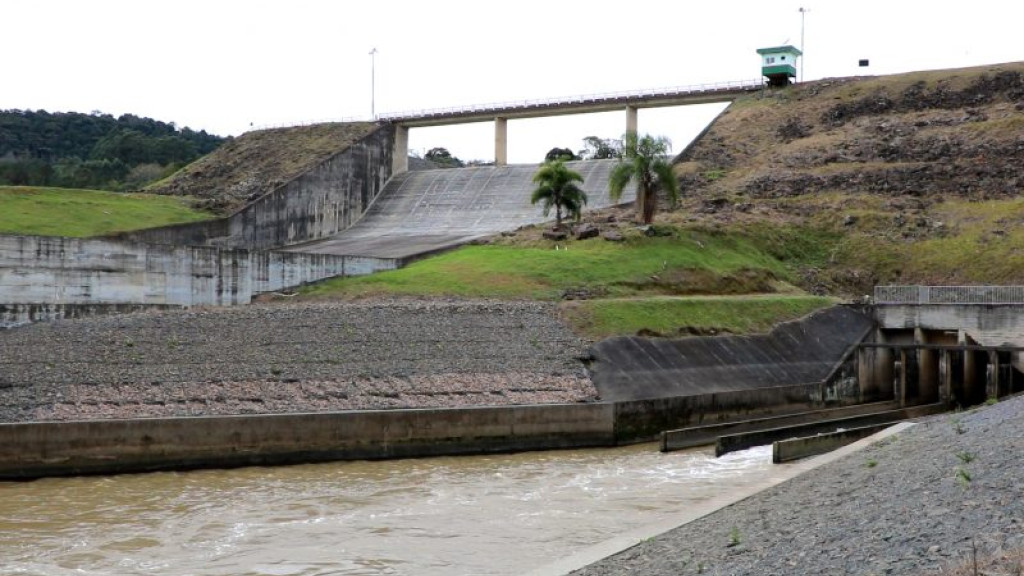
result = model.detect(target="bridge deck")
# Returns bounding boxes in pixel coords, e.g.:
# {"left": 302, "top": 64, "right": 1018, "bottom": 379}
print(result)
{"left": 381, "top": 80, "right": 762, "bottom": 127}
{"left": 285, "top": 160, "right": 634, "bottom": 260}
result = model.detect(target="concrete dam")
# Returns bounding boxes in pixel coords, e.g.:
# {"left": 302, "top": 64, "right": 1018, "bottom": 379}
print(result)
{"left": 4, "top": 117, "right": 1024, "bottom": 479}
{"left": 285, "top": 160, "right": 632, "bottom": 259}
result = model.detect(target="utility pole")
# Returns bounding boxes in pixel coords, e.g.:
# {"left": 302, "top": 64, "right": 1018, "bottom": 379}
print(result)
{"left": 799, "top": 7, "right": 809, "bottom": 82}
{"left": 369, "top": 47, "right": 378, "bottom": 119}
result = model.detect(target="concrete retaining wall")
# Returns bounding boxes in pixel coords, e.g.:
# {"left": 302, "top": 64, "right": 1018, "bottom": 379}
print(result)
{"left": 875, "top": 304, "right": 1024, "bottom": 335}
{"left": 0, "top": 403, "right": 615, "bottom": 479}
{"left": 612, "top": 381, "right": 838, "bottom": 442}
{"left": 660, "top": 400, "right": 901, "bottom": 452}
{"left": 0, "top": 383, "right": 894, "bottom": 478}
{"left": 0, "top": 303, "right": 181, "bottom": 328}
{"left": 119, "top": 125, "right": 395, "bottom": 251}
{"left": 772, "top": 423, "right": 894, "bottom": 463}
{"left": 0, "top": 235, "right": 399, "bottom": 327}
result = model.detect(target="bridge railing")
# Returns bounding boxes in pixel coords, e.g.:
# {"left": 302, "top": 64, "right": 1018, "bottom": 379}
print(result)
{"left": 874, "top": 285, "right": 1024, "bottom": 305}
{"left": 248, "top": 116, "right": 371, "bottom": 132}
{"left": 378, "top": 79, "right": 764, "bottom": 122}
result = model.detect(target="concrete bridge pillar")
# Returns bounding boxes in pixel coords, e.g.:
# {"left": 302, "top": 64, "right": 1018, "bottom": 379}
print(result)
{"left": 495, "top": 117, "right": 508, "bottom": 166}
{"left": 963, "top": 348, "right": 978, "bottom": 404}
{"left": 873, "top": 330, "right": 894, "bottom": 402}
{"left": 897, "top": 350, "right": 908, "bottom": 407}
{"left": 392, "top": 125, "right": 409, "bottom": 174}
{"left": 915, "top": 328, "right": 939, "bottom": 404}
{"left": 986, "top": 351, "right": 1000, "bottom": 400}
{"left": 625, "top": 105, "right": 638, "bottom": 137}
{"left": 939, "top": 350, "right": 953, "bottom": 406}
{"left": 857, "top": 348, "right": 873, "bottom": 402}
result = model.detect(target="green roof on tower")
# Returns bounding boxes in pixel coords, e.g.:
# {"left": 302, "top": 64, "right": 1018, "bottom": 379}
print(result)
{"left": 756, "top": 45, "right": 803, "bottom": 56}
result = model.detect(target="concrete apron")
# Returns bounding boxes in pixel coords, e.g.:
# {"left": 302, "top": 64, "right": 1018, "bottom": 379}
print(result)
{"left": 523, "top": 422, "right": 914, "bottom": 576}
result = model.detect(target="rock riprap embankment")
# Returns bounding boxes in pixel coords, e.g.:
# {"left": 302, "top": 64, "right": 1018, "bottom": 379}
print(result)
{"left": 0, "top": 301, "right": 596, "bottom": 422}
{"left": 572, "top": 395, "right": 1024, "bottom": 576}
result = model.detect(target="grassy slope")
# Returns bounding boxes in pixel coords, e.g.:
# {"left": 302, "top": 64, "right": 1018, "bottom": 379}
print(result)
{"left": 0, "top": 186, "right": 212, "bottom": 237}
{"left": 146, "top": 122, "right": 379, "bottom": 214}
{"left": 299, "top": 229, "right": 836, "bottom": 338}
{"left": 301, "top": 232, "right": 797, "bottom": 301}
{"left": 670, "top": 61, "right": 1024, "bottom": 293}
{"left": 560, "top": 295, "right": 835, "bottom": 340}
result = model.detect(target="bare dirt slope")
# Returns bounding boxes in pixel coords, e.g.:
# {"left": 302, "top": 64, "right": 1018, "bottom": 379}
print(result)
{"left": 146, "top": 122, "right": 378, "bottom": 214}
{"left": 677, "top": 62, "right": 1024, "bottom": 202}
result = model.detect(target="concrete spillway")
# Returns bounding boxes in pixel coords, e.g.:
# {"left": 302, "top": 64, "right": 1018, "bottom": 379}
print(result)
{"left": 285, "top": 159, "right": 634, "bottom": 259}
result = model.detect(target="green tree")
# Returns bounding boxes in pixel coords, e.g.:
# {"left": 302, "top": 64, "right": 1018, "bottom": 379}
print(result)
{"left": 579, "top": 136, "right": 622, "bottom": 160}
{"left": 531, "top": 160, "right": 588, "bottom": 229}
{"left": 544, "top": 147, "right": 579, "bottom": 162}
{"left": 425, "top": 147, "right": 464, "bottom": 167}
{"left": 609, "top": 133, "right": 679, "bottom": 224}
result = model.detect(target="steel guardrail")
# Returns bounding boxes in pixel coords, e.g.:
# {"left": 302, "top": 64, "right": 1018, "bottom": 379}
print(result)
{"left": 874, "top": 285, "right": 1024, "bottom": 304}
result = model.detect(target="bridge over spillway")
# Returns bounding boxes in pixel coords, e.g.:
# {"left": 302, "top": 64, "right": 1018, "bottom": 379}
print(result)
{"left": 381, "top": 79, "right": 763, "bottom": 169}
{"left": 285, "top": 159, "right": 633, "bottom": 260}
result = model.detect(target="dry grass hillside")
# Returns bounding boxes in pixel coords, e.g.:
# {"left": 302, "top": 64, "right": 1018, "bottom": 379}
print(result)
{"left": 146, "top": 122, "right": 379, "bottom": 214}
{"left": 664, "top": 61, "right": 1024, "bottom": 294}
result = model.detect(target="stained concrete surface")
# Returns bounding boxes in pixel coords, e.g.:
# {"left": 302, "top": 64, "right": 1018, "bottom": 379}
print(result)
{"left": 590, "top": 306, "right": 874, "bottom": 402}
{"left": 286, "top": 160, "right": 634, "bottom": 259}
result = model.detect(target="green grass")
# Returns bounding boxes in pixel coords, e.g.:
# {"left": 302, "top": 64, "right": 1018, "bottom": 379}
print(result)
{"left": 301, "top": 231, "right": 799, "bottom": 301}
{"left": 560, "top": 295, "right": 835, "bottom": 340}
{"left": 0, "top": 186, "right": 213, "bottom": 237}
{"left": 821, "top": 198, "right": 1024, "bottom": 286}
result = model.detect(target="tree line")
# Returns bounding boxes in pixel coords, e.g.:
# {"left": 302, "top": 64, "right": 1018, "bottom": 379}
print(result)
{"left": 0, "top": 109, "right": 224, "bottom": 190}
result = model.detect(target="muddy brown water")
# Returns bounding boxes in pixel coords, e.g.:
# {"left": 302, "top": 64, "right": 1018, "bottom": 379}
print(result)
{"left": 0, "top": 443, "right": 778, "bottom": 576}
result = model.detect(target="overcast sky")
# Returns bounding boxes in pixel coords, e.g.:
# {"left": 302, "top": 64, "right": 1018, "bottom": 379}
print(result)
{"left": 3, "top": 0, "right": 1022, "bottom": 163}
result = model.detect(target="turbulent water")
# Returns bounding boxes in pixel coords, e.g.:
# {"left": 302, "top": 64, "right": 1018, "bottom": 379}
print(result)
{"left": 0, "top": 444, "right": 777, "bottom": 576}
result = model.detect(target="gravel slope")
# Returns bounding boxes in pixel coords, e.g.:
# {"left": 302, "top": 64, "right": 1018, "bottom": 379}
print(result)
{"left": 572, "top": 395, "right": 1024, "bottom": 575}
{"left": 0, "top": 300, "right": 596, "bottom": 422}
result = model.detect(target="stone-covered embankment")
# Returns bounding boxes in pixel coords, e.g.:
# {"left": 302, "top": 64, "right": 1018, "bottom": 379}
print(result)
{"left": 0, "top": 301, "right": 596, "bottom": 422}
{"left": 572, "top": 394, "right": 1024, "bottom": 575}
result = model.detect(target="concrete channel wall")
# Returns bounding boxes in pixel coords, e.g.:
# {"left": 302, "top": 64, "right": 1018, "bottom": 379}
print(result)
{"left": 0, "top": 374, "right": 873, "bottom": 479}
{"left": 0, "top": 235, "right": 399, "bottom": 327}
{"left": 0, "top": 404, "right": 616, "bottom": 479}
{"left": 118, "top": 124, "right": 395, "bottom": 251}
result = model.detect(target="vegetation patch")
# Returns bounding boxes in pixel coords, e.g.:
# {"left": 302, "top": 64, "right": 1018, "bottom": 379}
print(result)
{"left": 559, "top": 295, "right": 834, "bottom": 340}
{"left": 300, "top": 231, "right": 799, "bottom": 301}
{"left": 0, "top": 186, "right": 213, "bottom": 237}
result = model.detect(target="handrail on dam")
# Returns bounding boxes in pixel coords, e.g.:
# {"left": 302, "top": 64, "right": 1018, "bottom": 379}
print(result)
{"left": 874, "top": 285, "right": 1024, "bottom": 305}
{"left": 378, "top": 79, "right": 764, "bottom": 122}
{"left": 241, "top": 79, "right": 763, "bottom": 133}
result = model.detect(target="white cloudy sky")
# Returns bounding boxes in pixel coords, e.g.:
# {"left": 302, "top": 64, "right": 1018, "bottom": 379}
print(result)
{"left": 2, "top": 0, "right": 1022, "bottom": 163}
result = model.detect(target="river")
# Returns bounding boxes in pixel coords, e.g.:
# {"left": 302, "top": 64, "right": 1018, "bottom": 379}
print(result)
{"left": 0, "top": 443, "right": 777, "bottom": 576}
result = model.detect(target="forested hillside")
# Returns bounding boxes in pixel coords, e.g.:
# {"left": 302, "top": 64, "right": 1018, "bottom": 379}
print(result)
{"left": 0, "top": 109, "right": 224, "bottom": 191}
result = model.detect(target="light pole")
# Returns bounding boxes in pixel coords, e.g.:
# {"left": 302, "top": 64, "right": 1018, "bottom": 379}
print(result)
{"left": 369, "top": 47, "right": 378, "bottom": 119}
{"left": 798, "top": 7, "right": 809, "bottom": 82}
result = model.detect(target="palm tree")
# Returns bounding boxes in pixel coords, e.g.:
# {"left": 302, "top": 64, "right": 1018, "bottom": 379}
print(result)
{"left": 609, "top": 133, "right": 680, "bottom": 224}
{"left": 531, "top": 160, "right": 588, "bottom": 229}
